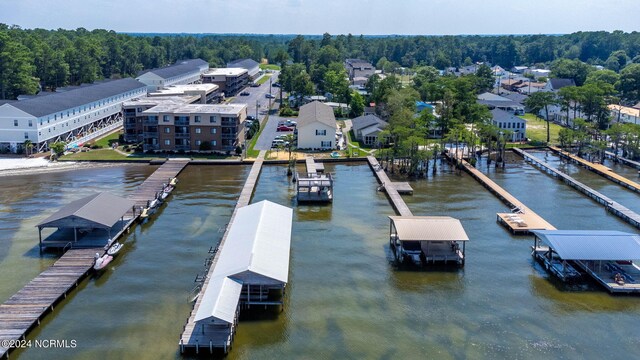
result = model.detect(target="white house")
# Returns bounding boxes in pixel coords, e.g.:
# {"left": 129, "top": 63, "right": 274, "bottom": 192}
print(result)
{"left": 136, "top": 59, "right": 208, "bottom": 92}
{"left": 296, "top": 101, "right": 336, "bottom": 150}
{"left": 491, "top": 109, "right": 526, "bottom": 142}
{"left": 0, "top": 78, "right": 147, "bottom": 153}
{"left": 609, "top": 104, "right": 640, "bottom": 125}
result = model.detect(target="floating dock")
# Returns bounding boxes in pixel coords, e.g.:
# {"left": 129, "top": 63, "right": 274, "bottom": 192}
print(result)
{"left": 366, "top": 156, "right": 413, "bottom": 217}
{"left": 549, "top": 146, "right": 640, "bottom": 194}
{"left": 514, "top": 148, "right": 640, "bottom": 229}
{"left": 0, "top": 160, "right": 189, "bottom": 359}
{"left": 446, "top": 154, "right": 556, "bottom": 234}
{"left": 180, "top": 151, "right": 266, "bottom": 354}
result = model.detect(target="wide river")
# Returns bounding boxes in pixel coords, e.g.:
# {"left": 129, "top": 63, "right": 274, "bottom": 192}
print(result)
{"left": 1, "top": 158, "right": 639, "bottom": 359}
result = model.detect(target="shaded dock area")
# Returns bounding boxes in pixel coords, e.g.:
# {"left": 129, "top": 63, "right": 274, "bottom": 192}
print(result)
{"left": 549, "top": 146, "right": 640, "bottom": 193}
{"left": 514, "top": 148, "right": 640, "bottom": 229}
{"left": 0, "top": 249, "right": 97, "bottom": 358}
{"left": 367, "top": 156, "right": 413, "bottom": 216}
{"left": 180, "top": 151, "right": 267, "bottom": 354}
{"left": 446, "top": 154, "right": 555, "bottom": 234}
{"left": 297, "top": 156, "right": 333, "bottom": 203}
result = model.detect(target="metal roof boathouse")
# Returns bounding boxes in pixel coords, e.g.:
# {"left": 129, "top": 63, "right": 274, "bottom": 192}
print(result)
{"left": 389, "top": 216, "right": 469, "bottom": 266}
{"left": 187, "top": 200, "right": 293, "bottom": 353}
{"left": 532, "top": 230, "right": 640, "bottom": 293}
{"left": 36, "top": 192, "right": 136, "bottom": 251}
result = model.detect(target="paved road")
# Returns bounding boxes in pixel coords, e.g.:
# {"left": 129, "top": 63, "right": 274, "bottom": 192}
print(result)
{"left": 254, "top": 115, "right": 294, "bottom": 151}
{"left": 229, "top": 72, "right": 279, "bottom": 120}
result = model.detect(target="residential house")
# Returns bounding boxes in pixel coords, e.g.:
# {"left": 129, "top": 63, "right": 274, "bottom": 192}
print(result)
{"left": 477, "top": 92, "right": 524, "bottom": 114}
{"left": 0, "top": 78, "right": 147, "bottom": 153}
{"left": 351, "top": 114, "right": 388, "bottom": 146}
{"left": 141, "top": 103, "right": 246, "bottom": 152}
{"left": 511, "top": 66, "right": 529, "bottom": 74}
{"left": 226, "top": 59, "right": 261, "bottom": 80}
{"left": 344, "top": 59, "right": 376, "bottom": 82}
{"left": 491, "top": 109, "right": 526, "bottom": 142}
{"left": 202, "top": 68, "right": 249, "bottom": 97}
{"left": 491, "top": 65, "right": 506, "bottom": 76}
{"left": 609, "top": 104, "right": 640, "bottom": 125}
{"left": 296, "top": 101, "right": 336, "bottom": 150}
{"left": 416, "top": 101, "right": 435, "bottom": 114}
{"left": 524, "top": 68, "right": 551, "bottom": 79}
{"left": 136, "top": 58, "right": 208, "bottom": 92}
{"left": 544, "top": 78, "right": 576, "bottom": 92}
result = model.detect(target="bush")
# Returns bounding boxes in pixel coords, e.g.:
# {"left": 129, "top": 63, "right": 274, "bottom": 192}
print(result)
{"left": 279, "top": 106, "right": 298, "bottom": 117}
{"left": 528, "top": 140, "right": 546, "bottom": 146}
{"left": 91, "top": 144, "right": 103, "bottom": 149}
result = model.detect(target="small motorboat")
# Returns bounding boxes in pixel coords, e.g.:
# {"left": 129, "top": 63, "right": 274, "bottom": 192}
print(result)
{"left": 94, "top": 253, "right": 113, "bottom": 270}
{"left": 169, "top": 177, "right": 178, "bottom": 186}
{"left": 160, "top": 184, "right": 174, "bottom": 201}
{"left": 107, "top": 242, "right": 123, "bottom": 256}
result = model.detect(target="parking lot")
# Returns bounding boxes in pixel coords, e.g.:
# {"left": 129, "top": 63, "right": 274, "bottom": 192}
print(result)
{"left": 253, "top": 114, "right": 295, "bottom": 150}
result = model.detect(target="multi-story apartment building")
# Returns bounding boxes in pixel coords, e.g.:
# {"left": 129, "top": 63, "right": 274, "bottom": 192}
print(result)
{"left": 202, "top": 68, "right": 249, "bottom": 97}
{"left": 148, "top": 84, "right": 221, "bottom": 104}
{"left": 141, "top": 103, "right": 247, "bottom": 153}
{"left": 226, "top": 59, "right": 260, "bottom": 80}
{"left": 136, "top": 59, "right": 209, "bottom": 92}
{"left": 122, "top": 96, "right": 199, "bottom": 143}
{"left": 0, "top": 78, "right": 147, "bottom": 153}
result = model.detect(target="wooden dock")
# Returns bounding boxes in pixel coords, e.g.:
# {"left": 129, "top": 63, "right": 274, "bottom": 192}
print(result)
{"left": 0, "top": 159, "right": 190, "bottom": 359}
{"left": 180, "top": 151, "right": 266, "bottom": 355}
{"left": 604, "top": 151, "right": 640, "bottom": 170}
{"left": 128, "top": 159, "right": 190, "bottom": 209}
{"left": 367, "top": 156, "right": 413, "bottom": 216}
{"left": 514, "top": 148, "right": 640, "bottom": 229}
{"left": 549, "top": 146, "right": 640, "bottom": 194}
{"left": 305, "top": 156, "right": 324, "bottom": 174}
{"left": 0, "top": 249, "right": 97, "bottom": 358}
{"left": 446, "top": 153, "right": 556, "bottom": 234}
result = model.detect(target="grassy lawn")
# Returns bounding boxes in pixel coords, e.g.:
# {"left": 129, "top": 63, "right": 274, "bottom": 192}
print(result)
{"left": 246, "top": 115, "right": 268, "bottom": 158}
{"left": 521, "top": 113, "right": 562, "bottom": 144}
{"left": 90, "top": 131, "right": 121, "bottom": 148}
{"left": 260, "top": 64, "right": 281, "bottom": 71}
{"left": 61, "top": 149, "right": 130, "bottom": 160}
{"left": 256, "top": 74, "right": 272, "bottom": 85}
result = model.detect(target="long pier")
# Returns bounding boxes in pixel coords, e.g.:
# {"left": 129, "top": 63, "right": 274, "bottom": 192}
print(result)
{"left": 180, "top": 151, "right": 266, "bottom": 354}
{"left": 514, "top": 148, "right": 640, "bottom": 229}
{"left": 366, "top": 156, "right": 413, "bottom": 216}
{"left": 0, "top": 159, "right": 189, "bottom": 359}
{"left": 604, "top": 151, "right": 640, "bottom": 170}
{"left": 549, "top": 146, "right": 640, "bottom": 194}
{"left": 447, "top": 154, "right": 556, "bottom": 234}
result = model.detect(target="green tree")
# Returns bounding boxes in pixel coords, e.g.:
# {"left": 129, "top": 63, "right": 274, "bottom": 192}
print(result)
{"left": 50, "top": 141, "right": 66, "bottom": 156}
{"left": 619, "top": 64, "right": 640, "bottom": 104}
{"left": 474, "top": 64, "right": 495, "bottom": 93}
{"left": 349, "top": 91, "right": 365, "bottom": 118}
{"left": 550, "top": 58, "right": 591, "bottom": 86}
{"left": 585, "top": 69, "right": 620, "bottom": 87}
{"left": 0, "top": 32, "right": 38, "bottom": 99}
{"left": 525, "top": 91, "right": 557, "bottom": 143}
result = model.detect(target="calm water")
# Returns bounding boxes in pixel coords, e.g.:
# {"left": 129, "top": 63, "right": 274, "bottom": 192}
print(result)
{"left": 2, "top": 160, "right": 640, "bottom": 359}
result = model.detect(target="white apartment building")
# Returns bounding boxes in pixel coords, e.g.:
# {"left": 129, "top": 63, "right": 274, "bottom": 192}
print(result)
{"left": 136, "top": 59, "right": 209, "bottom": 92}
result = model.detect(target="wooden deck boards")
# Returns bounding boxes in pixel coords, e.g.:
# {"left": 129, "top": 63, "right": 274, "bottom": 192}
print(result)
{"left": 447, "top": 153, "right": 556, "bottom": 234}
{"left": 366, "top": 156, "right": 413, "bottom": 217}
{"left": 0, "top": 159, "right": 190, "bottom": 359}
{"left": 180, "top": 151, "right": 266, "bottom": 353}
{"left": 550, "top": 146, "right": 640, "bottom": 193}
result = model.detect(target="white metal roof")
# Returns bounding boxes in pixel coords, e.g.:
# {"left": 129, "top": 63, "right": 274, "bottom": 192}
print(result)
{"left": 389, "top": 216, "right": 470, "bottom": 241}
{"left": 194, "top": 200, "right": 293, "bottom": 323}
{"left": 532, "top": 230, "right": 640, "bottom": 260}
{"left": 194, "top": 276, "right": 242, "bottom": 323}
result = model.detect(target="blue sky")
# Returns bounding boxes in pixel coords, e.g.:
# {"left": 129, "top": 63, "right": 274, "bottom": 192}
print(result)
{"left": 1, "top": 0, "right": 638, "bottom": 35}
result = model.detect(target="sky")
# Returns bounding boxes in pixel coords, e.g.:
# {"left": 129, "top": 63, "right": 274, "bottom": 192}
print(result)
{"left": 0, "top": 0, "right": 638, "bottom": 35}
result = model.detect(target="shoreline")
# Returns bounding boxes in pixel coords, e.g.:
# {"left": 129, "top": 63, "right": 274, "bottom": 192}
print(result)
{"left": 0, "top": 159, "right": 147, "bottom": 177}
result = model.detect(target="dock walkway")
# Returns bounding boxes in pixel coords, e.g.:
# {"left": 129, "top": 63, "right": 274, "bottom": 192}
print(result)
{"left": 0, "top": 159, "right": 190, "bottom": 359}
{"left": 366, "top": 156, "right": 413, "bottom": 216}
{"left": 305, "top": 156, "right": 324, "bottom": 174}
{"left": 0, "top": 249, "right": 97, "bottom": 358}
{"left": 514, "top": 148, "right": 640, "bottom": 229}
{"left": 448, "top": 154, "right": 556, "bottom": 234}
{"left": 549, "top": 146, "right": 640, "bottom": 194}
{"left": 180, "top": 151, "right": 266, "bottom": 354}
{"left": 604, "top": 151, "right": 640, "bottom": 170}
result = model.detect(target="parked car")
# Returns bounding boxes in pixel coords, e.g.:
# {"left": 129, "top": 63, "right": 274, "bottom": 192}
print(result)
{"left": 272, "top": 82, "right": 281, "bottom": 87}
{"left": 271, "top": 139, "right": 285, "bottom": 147}
{"left": 240, "top": 91, "right": 250, "bottom": 96}
{"left": 277, "top": 125, "right": 294, "bottom": 132}
{"left": 250, "top": 83, "right": 260, "bottom": 87}
{"left": 284, "top": 120, "right": 297, "bottom": 126}
{"left": 265, "top": 93, "right": 275, "bottom": 99}
{"left": 246, "top": 115, "right": 257, "bottom": 121}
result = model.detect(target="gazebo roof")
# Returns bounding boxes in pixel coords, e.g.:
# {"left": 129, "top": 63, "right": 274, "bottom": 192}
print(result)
{"left": 36, "top": 192, "right": 134, "bottom": 230}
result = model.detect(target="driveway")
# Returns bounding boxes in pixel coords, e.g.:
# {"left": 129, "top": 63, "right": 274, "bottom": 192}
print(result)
{"left": 254, "top": 115, "right": 294, "bottom": 150}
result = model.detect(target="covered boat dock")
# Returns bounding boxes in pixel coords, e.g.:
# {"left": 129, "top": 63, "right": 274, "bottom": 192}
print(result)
{"left": 532, "top": 230, "right": 640, "bottom": 293}
{"left": 183, "top": 200, "right": 293, "bottom": 354}
{"left": 36, "top": 192, "right": 136, "bottom": 251}
{"left": 389, "top": 216, "right": 469, "bottom": 266}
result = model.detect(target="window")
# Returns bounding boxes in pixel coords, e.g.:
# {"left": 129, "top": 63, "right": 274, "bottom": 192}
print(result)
{"left": 195, "top": 128, "right": 202, "bottom": 134}
{"left": 24, "top": 132, "right": 29, "bottom": 139}
{"left": 28, "top": 120, "right": 33, "bottom": 127}
{"left": 211, "top": 140, "right": 217, "bottom": 146}
{"left": 210, "top": 128, "right": 217, "bottom": 134}
{"left": 316, "top": 129, "right": 327, "bottom": 136}
{"left": 13, "top": 120, "right": 18, "bottom": 126}
{"left": 163, "top": 115, "right": 170, "bottom": 122}
{"left": 321, "top": 141, "right": 332, "bottom": 148}
{"left": 209, "top": 116, "right": 217, "bottom": 123}
{"left": 194, "top": 116, "right": 201, "bottom": 123}
{"left": 164, "top": 139, "right": 171, "bottom": 145}
{"left": 195, "top": 140, "right": 201, "bottom": 146}
{"left": 164, "top": 127, "right": 171, "bottom": 133}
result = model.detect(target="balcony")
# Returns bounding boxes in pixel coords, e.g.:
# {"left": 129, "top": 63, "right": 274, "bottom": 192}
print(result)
{"left": 221, "top": 133, "right": 237, "bottom": 140}
{"left": 143, "top": 131, "right": 158, "bottom": 137}
{"left": 143, "top": 119, "right": 159, "bottom": 126}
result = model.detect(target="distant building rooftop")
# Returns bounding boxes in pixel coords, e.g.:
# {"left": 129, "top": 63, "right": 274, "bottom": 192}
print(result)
{"left": 204, "top": 68, "right": 248, "bottom": 77}
{"left": 143, "top": 103, "right": 246, "bottom": 115}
